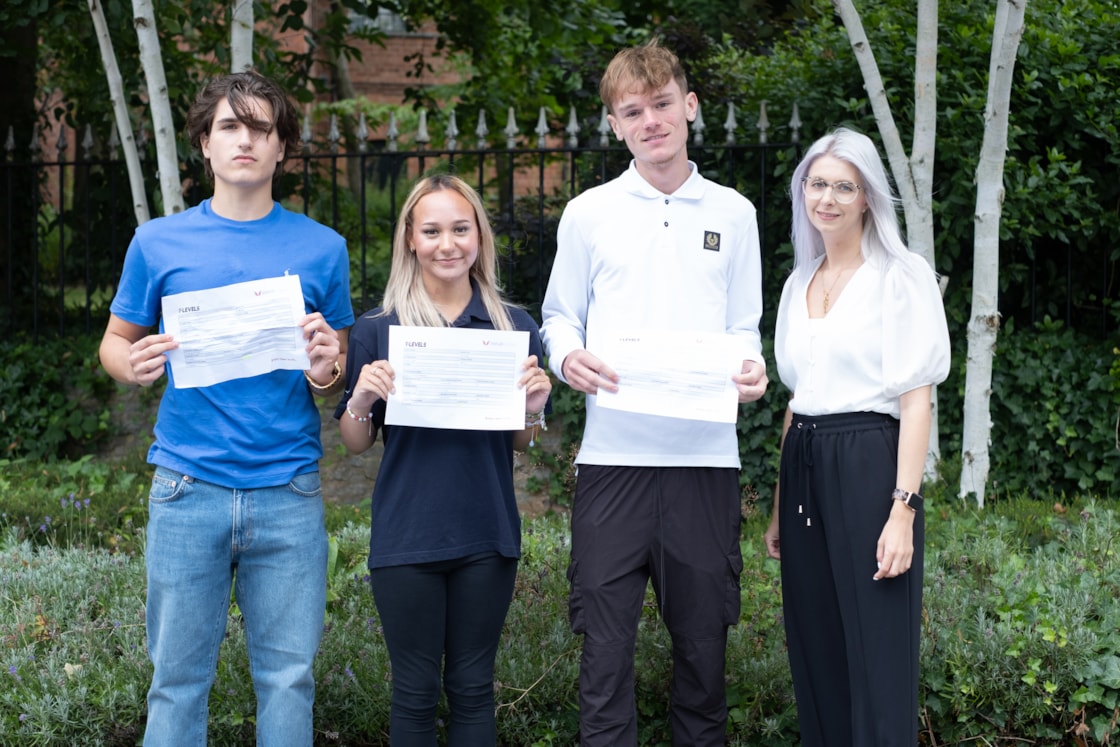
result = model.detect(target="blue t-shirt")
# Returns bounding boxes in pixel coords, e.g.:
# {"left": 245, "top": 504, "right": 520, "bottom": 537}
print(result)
{"left": 110, "top": 199, "right": 354, "bottom": 487}
{"left": 336, "top": 287, "right": 545, "bottom": 568}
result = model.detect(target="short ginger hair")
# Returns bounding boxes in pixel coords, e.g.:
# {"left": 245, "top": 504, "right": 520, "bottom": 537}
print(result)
{"left": 598, "top": 39, "right": 690, "bottom": 115}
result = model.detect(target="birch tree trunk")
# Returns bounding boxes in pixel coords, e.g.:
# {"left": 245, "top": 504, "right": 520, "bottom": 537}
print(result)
{"left": 959, "top": 0, "right": 1029, "bottom": 506}
{"left": 832, "top": 0, "right": 943, "bottom": 476}
{"left": 231, "top": 0, "right": 254, "bottom": 73}
{"left": 88, "top": 0, "right": 150, "bottom": 225}
{"left": 132, "top": 0, "right": 184, "bottom": 216}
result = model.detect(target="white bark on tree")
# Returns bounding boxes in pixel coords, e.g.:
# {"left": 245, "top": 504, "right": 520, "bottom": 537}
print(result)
{"left": 88, "top": 0, "right": 150, "bottom": 225}
{"left": 132, "top": 0, "right": 184, "bottom": 216}
{"left": 832, "top": 0, "right": 943, "bottom": 477}
{"left": 959, "top": 0, "right": 1029, "bottom": 506}
{"left": 231, "top": 0, "right": 254, "bottom": 73}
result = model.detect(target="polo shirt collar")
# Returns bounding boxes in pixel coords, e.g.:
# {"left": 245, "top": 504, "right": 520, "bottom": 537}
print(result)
{"left": 620, "top": 160, "right": 705, "bottom": 200}
{"left": 448, "top": 278, "right": 491, "bottom": 327}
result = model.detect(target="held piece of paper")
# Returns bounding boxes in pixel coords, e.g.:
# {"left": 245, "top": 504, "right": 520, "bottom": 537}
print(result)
{"left": 592, "top": 329, "right": 749, "bottom": 423}
{"left": 385, "top": 325, "right": 529, "bottom": 430}
{"left": 161, "top": 274, "right": 309, "bottom": 389}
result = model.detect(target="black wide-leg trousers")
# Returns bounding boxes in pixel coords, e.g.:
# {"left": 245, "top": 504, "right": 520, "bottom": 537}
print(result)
{"left": 779, "top": 412, "right": 923, "bottom": 747}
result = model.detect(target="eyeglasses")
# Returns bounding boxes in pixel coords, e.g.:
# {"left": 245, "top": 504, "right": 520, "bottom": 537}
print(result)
{"left": 801, "top": 177, "right": 862, "bottom": 204}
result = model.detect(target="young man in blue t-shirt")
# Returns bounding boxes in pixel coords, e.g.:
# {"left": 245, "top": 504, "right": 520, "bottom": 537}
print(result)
{"left": 99, "top": 71, "right": 353, "bottom": 746}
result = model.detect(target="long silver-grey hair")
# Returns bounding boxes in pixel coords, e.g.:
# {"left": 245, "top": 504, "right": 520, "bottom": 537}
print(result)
{"left": 788, "top": 127, "right": 915, "bottom": 279}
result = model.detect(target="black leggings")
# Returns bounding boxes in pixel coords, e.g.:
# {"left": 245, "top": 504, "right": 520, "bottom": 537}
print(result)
{"left": 369, "top": 552, "right": 518, "bottom": 747}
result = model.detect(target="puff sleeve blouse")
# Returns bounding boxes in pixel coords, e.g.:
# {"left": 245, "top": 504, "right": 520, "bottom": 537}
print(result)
{"left": 774, "top": 251, "right": 950, "bottom": 419}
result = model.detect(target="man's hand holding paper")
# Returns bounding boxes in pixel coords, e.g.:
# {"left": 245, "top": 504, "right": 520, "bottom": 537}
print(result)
{"left": 589, "top": 329, "right": 751, "bottom": 423}
{"left": 161, "top": 274, "right": 310, "bottom": 388}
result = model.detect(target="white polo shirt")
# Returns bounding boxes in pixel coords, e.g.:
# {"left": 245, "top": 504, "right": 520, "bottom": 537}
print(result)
{"left": 541, "top": 161, "right": 765, "bottom": 468}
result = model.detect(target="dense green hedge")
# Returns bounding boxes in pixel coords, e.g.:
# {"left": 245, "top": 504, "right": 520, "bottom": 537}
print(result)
{"left": 0, "top": 336, "right": 115, "bottom": 462}
{"left": 700, "top": 0, "right": 1120, "bottom": 343}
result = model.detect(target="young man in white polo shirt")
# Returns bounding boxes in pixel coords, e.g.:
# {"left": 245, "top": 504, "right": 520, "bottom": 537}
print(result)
{"left": 541, "top": 39, "right": 768, "bottom": 746}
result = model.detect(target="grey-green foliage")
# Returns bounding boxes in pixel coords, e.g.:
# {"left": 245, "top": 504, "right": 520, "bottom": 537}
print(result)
{"left": 6, "top": 499, "right": 1120, "bottom": 743}
{"left": 923, "top": 499, "right": 1120, "bottom": 743}
{"left": 1, "top": 533, "right": 149, "bottom": 745}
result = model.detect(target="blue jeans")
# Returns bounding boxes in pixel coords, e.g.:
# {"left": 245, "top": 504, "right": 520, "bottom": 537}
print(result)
{"left": 143, "top": 467, "right": 327, "bottom": 747}
{"left": 370, "top": 552, "right": 518, "bottom": 747}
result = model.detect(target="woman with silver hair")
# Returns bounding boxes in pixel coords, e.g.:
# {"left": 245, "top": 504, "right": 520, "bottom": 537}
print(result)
{"left": 764, "top": 127, "right": 950, "bottom": 745}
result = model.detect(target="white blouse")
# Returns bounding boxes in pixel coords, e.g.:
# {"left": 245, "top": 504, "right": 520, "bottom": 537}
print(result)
{"left": 774, "top": 251, "right": 951, "bottom": 419}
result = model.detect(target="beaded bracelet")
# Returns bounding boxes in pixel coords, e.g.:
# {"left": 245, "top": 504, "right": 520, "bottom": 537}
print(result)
{"left": 346, "top": 403, "right": 373, "bottom": 439}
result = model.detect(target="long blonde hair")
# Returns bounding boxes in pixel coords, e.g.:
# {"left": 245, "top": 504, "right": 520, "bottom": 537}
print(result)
{"left": 379, "top": 174, "right": 514, "bottom": 330}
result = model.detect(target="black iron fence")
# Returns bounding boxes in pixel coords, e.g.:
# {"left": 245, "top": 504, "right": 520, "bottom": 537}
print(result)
{"left": 1, "top": 134, "right": 1115, "bottom": 342}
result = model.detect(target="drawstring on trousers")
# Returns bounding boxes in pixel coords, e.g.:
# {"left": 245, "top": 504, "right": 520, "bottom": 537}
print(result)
{"left": 796, "top": 420, "right": 816, "bottom": 526}
{"left": 790, "top": 412, "right": 899, "bottom": 529}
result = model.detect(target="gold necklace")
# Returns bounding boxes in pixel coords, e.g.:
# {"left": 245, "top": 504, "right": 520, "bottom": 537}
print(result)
{"left": 820, "top": 261, "right": 859, "bottom": 313}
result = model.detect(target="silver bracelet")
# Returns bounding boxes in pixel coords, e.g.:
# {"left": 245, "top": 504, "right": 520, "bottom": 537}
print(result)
{"left": 524, "top": 408, "right": 547, "bottom": 447}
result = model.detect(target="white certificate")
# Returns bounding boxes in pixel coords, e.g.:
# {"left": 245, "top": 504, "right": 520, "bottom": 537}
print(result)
{"left": 592, "top": 329, "right": 749, "bottom": 423}
{"left": 385, "top": 325, "right": 529, "bottom": 430}
{"left": 161, "top": 274, "right": 309, "bottom": 389}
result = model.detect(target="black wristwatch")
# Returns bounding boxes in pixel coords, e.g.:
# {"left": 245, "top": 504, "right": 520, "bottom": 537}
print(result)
{"left": 891, "top": 488, "right": 924, "bottom": 512}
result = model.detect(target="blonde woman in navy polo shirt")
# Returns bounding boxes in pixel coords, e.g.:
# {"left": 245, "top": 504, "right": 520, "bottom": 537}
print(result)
{"left": 764, "top": 128, "right": 950, "bottom": 746}
{"left": 336, "top": 174, "right": 551, "bottom": 746}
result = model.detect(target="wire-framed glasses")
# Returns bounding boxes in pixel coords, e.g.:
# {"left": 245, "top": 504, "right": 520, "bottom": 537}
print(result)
{"left": 801, "top": 177, "right": 862, "bottom": 204}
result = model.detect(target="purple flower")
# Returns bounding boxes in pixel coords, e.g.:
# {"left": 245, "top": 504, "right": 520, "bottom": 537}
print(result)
{"left": 8, "top": 665, "right": 21, "bottom": 683}
{"left": 83, "top": 498, "right": 90, "bottom": 508}
{"left": 19, "top": 713, "right": 28, "bottom": 722}
{"left": 345, "top": 665, "right": 356, "bottom": 682}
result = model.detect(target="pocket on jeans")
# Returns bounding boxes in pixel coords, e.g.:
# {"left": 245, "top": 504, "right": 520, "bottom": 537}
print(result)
{"left": 287, "top": 471, "right": 322, "bottom": 498}
{"left": 149, "top": 469, "right": 187, "bottom": 505}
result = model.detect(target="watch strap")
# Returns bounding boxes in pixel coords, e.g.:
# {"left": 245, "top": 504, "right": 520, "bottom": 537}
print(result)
{"left": 891, "top": 488, "right": 924, "bottom": 512}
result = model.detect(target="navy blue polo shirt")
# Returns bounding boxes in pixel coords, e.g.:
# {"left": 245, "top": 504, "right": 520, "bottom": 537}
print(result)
{"left": 337, "top": 286, "right": 546, "bottom": 569}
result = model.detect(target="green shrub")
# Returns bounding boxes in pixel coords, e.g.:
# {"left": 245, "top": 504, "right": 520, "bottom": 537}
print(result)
{"left": 0, "top": 456, "right": 148, "bottom": 556}
{"left": 922, "top": 497, "right": 1120, "bottom": 743}
{"left": 0, "top": 336, "right": 115, "bottom": 461}
{"left": 6, "top": 494, "right": 1120, "bottom": 744}
{"left": 936, "top": 318, "right": 1120, "bottom": 500}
